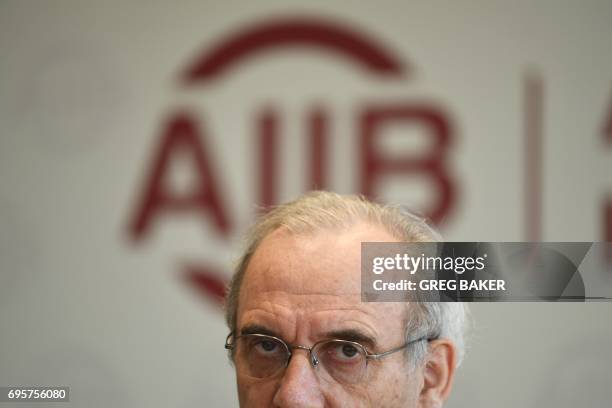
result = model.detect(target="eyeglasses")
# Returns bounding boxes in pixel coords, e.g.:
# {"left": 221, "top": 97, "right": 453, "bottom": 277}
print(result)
{"left": 224, "top": 332, "right": 430, "bottom": 384}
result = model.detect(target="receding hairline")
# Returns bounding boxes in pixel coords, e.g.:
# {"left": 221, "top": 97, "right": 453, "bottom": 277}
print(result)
{"left": 236, "top": 220, "right": 401, "bottom": 307}
{"left": 225, "top": 191, "right": 439, "bottom": 330}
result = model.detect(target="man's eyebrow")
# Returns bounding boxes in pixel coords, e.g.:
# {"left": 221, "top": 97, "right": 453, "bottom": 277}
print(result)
{"left": 239, "top": 326, "right": 377, "bottom": 347}
{"left": 325, "top": 329, "right": 377, "bottom": 346}
{"left": 239, "top": 324, "right": 279, "bottom": 337}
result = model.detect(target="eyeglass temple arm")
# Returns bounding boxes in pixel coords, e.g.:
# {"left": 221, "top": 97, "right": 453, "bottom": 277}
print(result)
{"left": 367, "top": 336, "right": 431, "bottom": 360}
{"left": 224, "top": 332, "right": 235, "bottom": 350}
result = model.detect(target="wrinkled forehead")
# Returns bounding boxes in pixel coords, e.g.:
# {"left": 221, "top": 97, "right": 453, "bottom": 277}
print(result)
{"left": 238, "top": 223, "right": 404, "bottom": 318}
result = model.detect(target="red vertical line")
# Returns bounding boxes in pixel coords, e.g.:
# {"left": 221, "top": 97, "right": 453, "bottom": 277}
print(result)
{"left": 602, "top": 95, "right": 612, "bottom": 263}
{"left": 524, "top": 72, "right": 544, "bottom": 244}
{"left": 309, "top": 108, "right": 328, "bottom": 190}
{"left": 605, "top": 201, "right": 612, "bottom": 245}
{"left": 259, "top": 109, "right": 278, "bottom": 210}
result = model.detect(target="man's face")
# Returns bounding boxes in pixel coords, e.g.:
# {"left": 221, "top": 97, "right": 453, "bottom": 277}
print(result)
{"left": 234, "top": 223, "right": 428, "bottom": 407}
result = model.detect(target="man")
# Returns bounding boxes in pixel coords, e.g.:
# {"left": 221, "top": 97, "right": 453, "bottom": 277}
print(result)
{"left": 224, "top": 191, "right": 467, "bottom": 407}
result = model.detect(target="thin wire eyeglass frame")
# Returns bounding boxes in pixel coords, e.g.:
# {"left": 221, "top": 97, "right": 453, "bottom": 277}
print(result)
{"left": 224, "top": 332, "right": 432, "bottom": 383}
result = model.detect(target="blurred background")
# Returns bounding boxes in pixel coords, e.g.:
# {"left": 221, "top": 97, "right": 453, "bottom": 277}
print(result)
{"left": 1, "top": 0, "right": 611, "bottom": 406}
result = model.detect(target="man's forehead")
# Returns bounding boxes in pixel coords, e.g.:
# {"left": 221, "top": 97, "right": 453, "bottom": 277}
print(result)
{"left": 243, "top": 223, "right": 397, "bottom": 295}
{"left": 237, "top": 223, "right": 406, "bottom": 324}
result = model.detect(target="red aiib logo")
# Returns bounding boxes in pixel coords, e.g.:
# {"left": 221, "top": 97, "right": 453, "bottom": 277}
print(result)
{"left": 126, "top": 17, "right": 457, "bottom": 304}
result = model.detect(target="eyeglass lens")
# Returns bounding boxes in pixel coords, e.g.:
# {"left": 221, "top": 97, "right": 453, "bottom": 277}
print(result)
{"left": 234, "top": 335, "right": 369, "bottom": 384}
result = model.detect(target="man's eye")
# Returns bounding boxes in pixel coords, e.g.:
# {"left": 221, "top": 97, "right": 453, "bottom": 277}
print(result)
{"left": 331, "top": 343, "right": 361, "bottom": 361}
{"left": 254, "top": 340, "right": 279, "bottom": 354}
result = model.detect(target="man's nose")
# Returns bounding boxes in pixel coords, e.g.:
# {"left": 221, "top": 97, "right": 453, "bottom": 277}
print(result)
{"left": 272, "top": 350, "right": 325, "bottom": 407}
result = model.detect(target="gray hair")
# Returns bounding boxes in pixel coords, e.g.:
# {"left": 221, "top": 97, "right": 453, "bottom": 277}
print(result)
{"left": 225, "top": 191, "right": 468, "bottom": 366}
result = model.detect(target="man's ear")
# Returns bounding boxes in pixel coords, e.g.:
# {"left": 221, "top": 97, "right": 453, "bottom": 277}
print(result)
{"left": 418, "top": 339, "right": 457, "bottom": 408}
